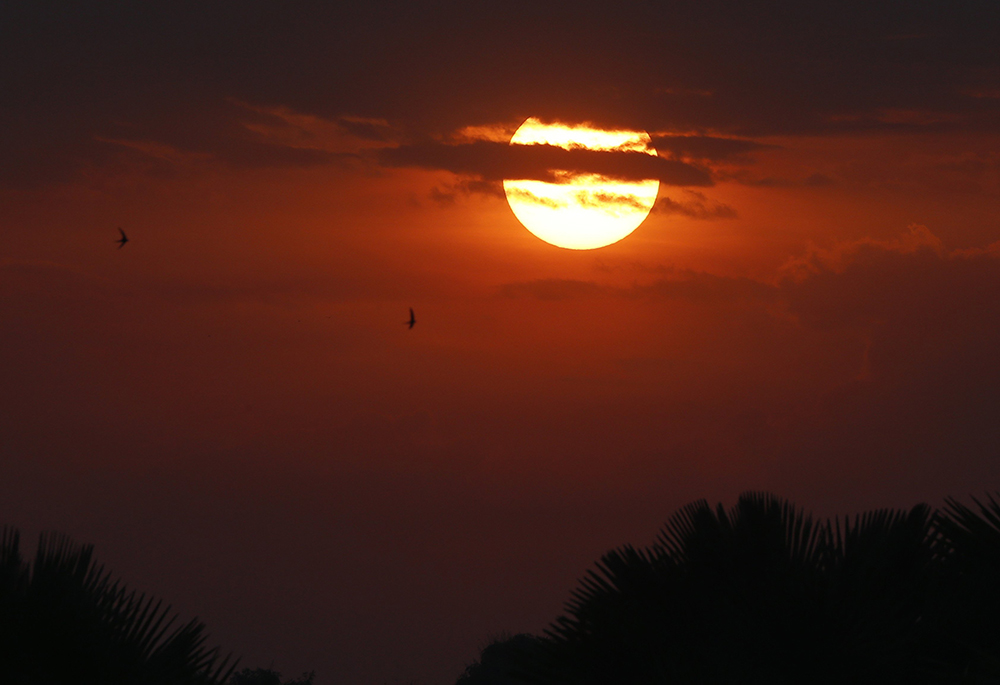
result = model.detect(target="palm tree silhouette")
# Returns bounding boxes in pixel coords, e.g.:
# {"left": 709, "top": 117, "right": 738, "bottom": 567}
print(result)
{"left": 511, "top": 492, "right": 943, "bottom": 685}
{"left": 927, "top": 493, "right": 1000, "bottom": 681}
{"left": 0, "top": 527, "right": 235, "bottom": 685}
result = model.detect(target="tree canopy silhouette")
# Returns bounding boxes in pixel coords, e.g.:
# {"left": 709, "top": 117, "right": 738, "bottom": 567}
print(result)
{"left": 462, "top": 492, "right": 1000, "bottom": 685}
{"left": 0, "top": 527, "right": 235, "bottom": 685}
{"left": 456, "top": 633, "right": 545, "bottom": 685}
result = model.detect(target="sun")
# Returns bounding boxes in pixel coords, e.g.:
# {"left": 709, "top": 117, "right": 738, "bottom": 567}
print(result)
{"left": 503, "top": 118, "right": 659, "bottom": 250}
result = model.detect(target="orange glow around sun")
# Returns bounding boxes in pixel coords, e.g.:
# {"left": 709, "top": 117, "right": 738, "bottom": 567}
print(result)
{"left": 503, "top": 118, "right": 659, "bottom": 250}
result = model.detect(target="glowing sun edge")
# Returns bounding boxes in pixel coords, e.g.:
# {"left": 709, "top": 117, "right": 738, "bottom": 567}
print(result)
{"left": 503, "top": 118, "right": 659, "bottom": 250}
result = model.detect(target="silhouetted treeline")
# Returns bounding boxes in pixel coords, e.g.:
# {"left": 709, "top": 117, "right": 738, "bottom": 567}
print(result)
{"left": 459, "top": 492, "right": 1000, "bottom": 685}
{"left": 0, "top": 527, "right": 235, "bottom": 685}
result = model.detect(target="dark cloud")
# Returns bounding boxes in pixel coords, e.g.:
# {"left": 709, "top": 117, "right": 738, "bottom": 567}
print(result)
{"left": 504, "top": 187, "right": 564, "bottom": 209}
{"left": 3, "top": 0, "right": 999, "bottom": 187}
{"left": 0, "top": 96, "right": 357, "bottom": 188}
{"left": 816, "top": 109, "right": 981, "bottom": 134}
{"left": 429, "top": 185, "right": 459, "bottom": 206}
{"left": 574, "top": 190, "right": 651, "bottom": 212}
{"left": 378, "top": 140, "right": 713, "bottom": 185}
{"left": 336, "top": 117, "right": 393, "bottom": 142}
{"left": 654, "top": 192, "right": 738, "bottom": 219}
{"left": 651, "top": 135, "right": 775, "bottom": 161}
{"left": 429, "top": 179, "right": 506, "bottom": 205}
{"left": 718, "top": 171, "right": 838, "bottom": 188}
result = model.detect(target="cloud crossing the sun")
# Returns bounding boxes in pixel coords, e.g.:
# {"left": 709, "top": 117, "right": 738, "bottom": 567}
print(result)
{"left": 378, "top": 139, "right": 713, "bottom": 186}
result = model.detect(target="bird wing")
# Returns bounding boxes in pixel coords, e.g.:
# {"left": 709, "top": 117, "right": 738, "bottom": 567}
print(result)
{"left": 118, "top": 227, "right": 128, "bottom": 240}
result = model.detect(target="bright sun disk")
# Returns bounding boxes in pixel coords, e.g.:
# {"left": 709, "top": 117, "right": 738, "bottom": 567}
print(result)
{"left": 502, "top": 118, "right": 659, "bottom": 250}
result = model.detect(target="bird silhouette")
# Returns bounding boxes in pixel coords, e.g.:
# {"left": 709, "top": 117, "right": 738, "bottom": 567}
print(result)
{"left": 406, "top": 308, "right": 416, "bottom": 329}
{"left": 116, "top": 227, "right": 129, "bottom": 249}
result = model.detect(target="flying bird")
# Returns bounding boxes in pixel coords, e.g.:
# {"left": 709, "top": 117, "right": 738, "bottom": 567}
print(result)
{"left": 406, "top": 308, "right": 416, "bottom": 329}
{"left": 116, "top": 227, "right": 129, "bottom": 249}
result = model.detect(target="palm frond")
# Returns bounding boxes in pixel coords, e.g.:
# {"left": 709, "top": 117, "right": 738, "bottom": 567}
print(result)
{"left": 0, "top": 527, "right": 235, "bottom": 684}
{"left": 528, "top": 493, "right": 956, "bottom": 684}
{"left": 936, "top": 492, "right": 1000, "bottom": 566}
{"left": 926, "top": 493, "right": 1000, "bottom": 683}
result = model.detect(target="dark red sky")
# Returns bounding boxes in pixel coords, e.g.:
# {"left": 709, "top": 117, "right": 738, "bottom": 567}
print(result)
{"left": 3, "top": 1, "right": 1000, "bottom": 683}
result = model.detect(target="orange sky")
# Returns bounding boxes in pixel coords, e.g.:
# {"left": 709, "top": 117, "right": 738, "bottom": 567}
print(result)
{"left": 3, "top": 2, "right": 1000, "bottom": 683}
